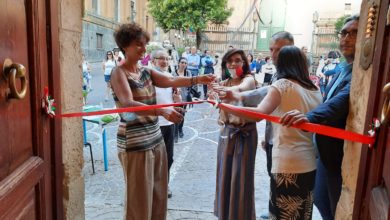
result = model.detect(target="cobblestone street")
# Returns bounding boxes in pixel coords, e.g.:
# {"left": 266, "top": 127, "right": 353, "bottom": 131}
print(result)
{"left": 83, "top": 64, "right": 321, "bottom": 220}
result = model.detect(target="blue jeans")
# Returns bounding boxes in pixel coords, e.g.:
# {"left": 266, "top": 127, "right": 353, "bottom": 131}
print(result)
{"left": 314, "top": 158, "right": 342, "bottom": 220}
{"left": 188, "top": 69, "right": 199, "bottom": 77}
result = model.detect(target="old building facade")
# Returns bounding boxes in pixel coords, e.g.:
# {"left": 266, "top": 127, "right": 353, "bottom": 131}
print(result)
{"left": 82, "top": 0, "right": 156, "bottom": 62}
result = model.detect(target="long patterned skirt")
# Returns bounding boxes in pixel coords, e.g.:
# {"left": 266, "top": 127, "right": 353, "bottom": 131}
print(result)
{"left": 269, "top": 170, "right": 316, "bottom": 220}
{"left": 214, "top": 123, "right": 258, "bottom": 220}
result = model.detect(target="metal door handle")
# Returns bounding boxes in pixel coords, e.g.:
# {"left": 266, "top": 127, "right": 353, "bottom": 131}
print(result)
{"left": 2, "top": 58, "right": 28, "bottom": 99}
{"left": 381, "top": 83, "right": 390, "bottom": 124}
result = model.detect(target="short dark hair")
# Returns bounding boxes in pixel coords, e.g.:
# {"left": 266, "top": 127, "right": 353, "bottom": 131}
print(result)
{"left": 114, "top": 22, "right": 150, "bottom": 55}
{"left": 344, "top": 14, "right": 359, "bottom": 25}
{"left": 276, "top": 46, "right": 317, "bottom": 90}
{"left": 327, "top": 51, "right": 340, "bottom": 59}
{"left": 221, "top": 49, "right": 250, "bottom": 80}
{"left": 271, "top": 31, "right": 294, "bottom": 45}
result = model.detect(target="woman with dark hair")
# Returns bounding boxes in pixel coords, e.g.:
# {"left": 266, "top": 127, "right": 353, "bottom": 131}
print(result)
{"left": 102, "top": 50, "right": 116, "bottom": 101}
{"left": 213, "top": 49, "right": 258, "bottom": 220}
{"left": 261, "top": 56, "right": 276, "bottom": 84}
{"left": 111, "top": 22, "right": 215, "bottom": 220}
{"left": 220, "top": 46, "right": 322, "bottom": 219}
{"left": 247, "top": 53, "right": 257, "bottom": 73}
{"left": 173, "top": 57, "right": 191, "bottom": 141}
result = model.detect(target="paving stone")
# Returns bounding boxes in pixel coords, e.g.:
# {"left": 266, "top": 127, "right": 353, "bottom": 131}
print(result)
{"left": 84, "top": 103, "right": 322, "bottom": 220}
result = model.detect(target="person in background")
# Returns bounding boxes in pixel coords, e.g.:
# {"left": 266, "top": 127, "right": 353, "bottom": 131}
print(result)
{"left": 173, "top": 57, "right": 192, "bottom": 141}
{"left": 319, "top": 51, "right": 341, "bottom": 97}
{"left": 280, "top": 15, "right": 359, "bottom": 220}
{"left": 201, "top": 50, "right": 215, "bottom": 98}
{"left": 211, "top": 49, "right": 258, "bottom": 220}
{"left": 261, "top": 56, "right": 277, "bottom": 85}
{"left": 151, "top": 48, "right": 182, "bottom": 199}
{"left": 219, "top": 46, "right": 322, "bottom": 219}
{"left": 102, "top": 50, "right": 116, "bottom": 101}
{"left": 111, "top": 22, "right": 215, "bottom": 220}
{"left": 255, "top": 54, "right": 266, "bottom": 74}
{"left": 82, "top": 53, "right": 92, "bottom": 92}
{"left": 301, "top": 46, "right": 313, "bottom": 74}
{"left": 247, "top": 53, "right": 257, "bottom": 73}
{"left": 114, "top": 48, "right": 125, "bottom": 66}
{"left": 182, "top": 46, "right": 190, "bottom": 58}
{"left": 187, "top": 46, "right": 201, "bottom": 77}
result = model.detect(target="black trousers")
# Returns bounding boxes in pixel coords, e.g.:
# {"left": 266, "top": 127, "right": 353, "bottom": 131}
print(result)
{"left": 160, "top": 124, "right": 175, "bottom": 181}
{"left": 174, "top": 105, "right": 186, "bottom": 138}
{"left": 265, "top": 142, "right": 273, "bottom": 177}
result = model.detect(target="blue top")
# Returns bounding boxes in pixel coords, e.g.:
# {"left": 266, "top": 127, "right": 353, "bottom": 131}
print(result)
{"left": 249, "top": 61, "right": 257, "bottom": 72}
{"left": 187, "top": 54, "right": 201, "bottom": 70}
{"left": 201, "top": 55, "right": 215, "bottom": 74}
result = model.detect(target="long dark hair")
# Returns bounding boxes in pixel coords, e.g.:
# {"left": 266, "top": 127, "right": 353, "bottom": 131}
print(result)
{"left": 276, "top": 46, "right": 317, "bottom": 90}
{"left": 221, "top": 49, "right": 250, "bottom": 80}
{"left": 177, "top": 57, "right": 189, "bottom": 76}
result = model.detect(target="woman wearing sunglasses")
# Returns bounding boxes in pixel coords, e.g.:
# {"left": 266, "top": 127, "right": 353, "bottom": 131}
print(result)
{"left": 102, "top": 51, "right": 116, "bottom": 101}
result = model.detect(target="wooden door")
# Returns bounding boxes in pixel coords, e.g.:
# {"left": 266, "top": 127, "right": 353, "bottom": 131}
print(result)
{"left": 355, "top": 0, "right": 390, "bottom": 219}
{"left": 0, "top": 0, "right": 61, "bottom": 219}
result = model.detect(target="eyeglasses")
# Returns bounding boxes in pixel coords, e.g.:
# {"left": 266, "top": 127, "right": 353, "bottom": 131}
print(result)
{"left": 155, "top": 57, "right": 170, "bottom": 61}
{"left": 226, "top": 59, "right": 243, "bottom": 65}
{"left": 107, "top": 54, "right": 113, "bottom": 55}
{"left": 180, "top": 61, "right": 187, "bottom": 64}
{"left": 338, "top": 30, "right": 358, "bottom": 39}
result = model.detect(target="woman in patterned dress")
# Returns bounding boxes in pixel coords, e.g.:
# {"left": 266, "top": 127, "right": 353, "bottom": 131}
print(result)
{"left": 220, "top": 46, "right": 322, "bottom": 220}
{"left": 213, "top": 49, "right": 258, "bottom": 220}
{"left": 110, "top": 22, "right": 215, "bottom": 220}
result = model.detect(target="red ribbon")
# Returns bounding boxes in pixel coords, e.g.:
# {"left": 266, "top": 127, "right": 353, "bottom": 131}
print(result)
{"left": 59, "top": 100, "right": 206, "bottom": 118}
{"left": 57, "top": 99, "right": 375, "bottom": 145}
{"left": 214, "top": 101, "right": 375, "bottom": 145}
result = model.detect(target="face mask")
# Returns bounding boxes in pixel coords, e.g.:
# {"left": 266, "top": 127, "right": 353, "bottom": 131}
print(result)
{"left": 226, "top": 67, "right": 244, "bottom": 78}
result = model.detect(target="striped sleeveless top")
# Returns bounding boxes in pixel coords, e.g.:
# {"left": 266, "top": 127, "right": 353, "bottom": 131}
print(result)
{"left": 113, "top": 67, "right": 163, "bottom": 151}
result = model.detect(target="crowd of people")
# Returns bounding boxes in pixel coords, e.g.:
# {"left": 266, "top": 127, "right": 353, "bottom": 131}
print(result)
{"left": 80, "top": 13, "right": 359, "bottom": 220}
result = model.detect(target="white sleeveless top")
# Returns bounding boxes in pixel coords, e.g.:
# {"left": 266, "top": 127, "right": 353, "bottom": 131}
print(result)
{"left": 104, "top": 60, "right": 116, "bottom": 76}
{"left": 270, "top": 78, "right": 322, "bottom": 174}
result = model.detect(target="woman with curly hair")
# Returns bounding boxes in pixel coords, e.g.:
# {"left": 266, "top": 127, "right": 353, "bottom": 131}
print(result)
{"left": 111, "top": 22, "right": 215, "bottom": 220}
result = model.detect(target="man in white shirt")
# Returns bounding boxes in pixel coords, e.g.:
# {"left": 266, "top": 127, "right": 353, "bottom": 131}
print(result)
{"left": 151, "top": 49, "right": 183, "bottom": 198}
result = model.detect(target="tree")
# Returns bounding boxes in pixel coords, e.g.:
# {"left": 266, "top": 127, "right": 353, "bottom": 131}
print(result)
{"left": 335, "top": 15, "right": 349, "bottom": 38}
{"left": 148, "top": 0, "right": 232, "bottom": 48}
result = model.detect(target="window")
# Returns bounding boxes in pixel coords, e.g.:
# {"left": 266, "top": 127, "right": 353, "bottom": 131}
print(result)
{"left": 130, "top": 1, "right": 135, "bottom": 22}
{"left": 92, "top": 0, "right": 100, "bottom": 15}
{"left": 96, "top": 33, "right": 103, "bottom": 49}
{"left": 115, "top": 0, "right": 120, "bottom": 22}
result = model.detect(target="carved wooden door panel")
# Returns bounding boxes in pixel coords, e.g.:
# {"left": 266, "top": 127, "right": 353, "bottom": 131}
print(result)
{"left": 0, "top": 0, "right": 58, "bottom": 219}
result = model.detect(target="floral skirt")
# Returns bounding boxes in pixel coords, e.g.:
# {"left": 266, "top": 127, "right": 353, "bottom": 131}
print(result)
{"left": 269, "top": 170, "right": 316, "bottom": 220}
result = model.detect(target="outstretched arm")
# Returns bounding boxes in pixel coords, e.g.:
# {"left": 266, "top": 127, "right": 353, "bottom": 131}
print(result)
{"left": 149, "top": 68, "right": 215, "bottom": 88}
{"left": 221, "top": 86, "right": 280, "bottom": 122}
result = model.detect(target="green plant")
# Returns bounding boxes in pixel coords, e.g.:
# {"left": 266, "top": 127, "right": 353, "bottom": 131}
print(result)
{"left": 176, "top": 47, "right": 185, "bottom": 56}
{"left": 148, "top": 0, "right": 232, "bottom": 48}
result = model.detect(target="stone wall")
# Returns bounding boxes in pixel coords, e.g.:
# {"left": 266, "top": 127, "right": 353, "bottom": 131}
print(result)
{"left": 58, "top": 0, "right": 85, "bottom": 219}
{"left": 81, "top": 20, "right": 118, "bottom": 62}
{"left": 336, "top": 0, "right": 371, "bottom": 219}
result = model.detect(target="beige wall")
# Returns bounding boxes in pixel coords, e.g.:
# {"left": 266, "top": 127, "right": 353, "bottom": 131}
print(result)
{"left": 83, "top": 0, "right": 156, "bottom": 38}
{"left": 336, "top": 0, "right": 369, "bottom": 219}
{"left": 59, "top": 0, "right": 85, "bottom": 219}
{"left": 227, "top": 0, "right": 254, "bottom": 28}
